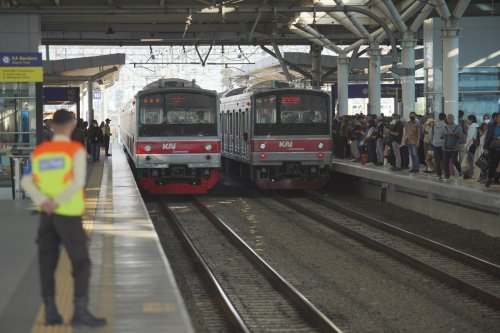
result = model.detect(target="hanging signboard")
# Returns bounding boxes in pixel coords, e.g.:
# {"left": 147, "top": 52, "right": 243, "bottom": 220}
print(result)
{"left": 0, "top": 52, "right": 43, "bottom": 82}
{"left": 332, "top": 83, "right": 424, "bottom": 99}
{"left": 43, "top": 87, "right": 80, "bottom": 104}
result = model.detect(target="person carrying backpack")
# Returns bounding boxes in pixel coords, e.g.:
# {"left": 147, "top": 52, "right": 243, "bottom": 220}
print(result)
{"left": 463, "top": 115, "right": 479, "bottom": 179}
{"left": 442, "top": 113, "right": 465, "bottom": 179}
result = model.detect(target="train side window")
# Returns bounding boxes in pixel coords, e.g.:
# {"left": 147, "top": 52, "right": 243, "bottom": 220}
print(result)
{"left": 236, "top": 112, "right": 239, "bottom": 137}
{"left": 255, "top": 95, "right": 276, "bottom": 124}
{"left": 229, "top": 112, "right": 233, "bottom": 135}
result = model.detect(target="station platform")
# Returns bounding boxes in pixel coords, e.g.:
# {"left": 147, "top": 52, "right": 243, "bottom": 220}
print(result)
{"left": 330, "top": 159, "right": 500, "bottom": 237}
{"left": 0, "top": 145, "right": 194, "bottom": 333}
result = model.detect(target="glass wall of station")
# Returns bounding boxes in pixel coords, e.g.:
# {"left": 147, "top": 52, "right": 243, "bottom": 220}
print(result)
{"left": 0, "top": 82, "right": 38, "bottom": 195}
{"left": 459, "top": 67, "right": 500, "bottom": 118}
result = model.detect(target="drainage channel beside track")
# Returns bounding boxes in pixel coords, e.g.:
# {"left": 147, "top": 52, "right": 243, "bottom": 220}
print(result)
{"left": 273, "top": 192, "right": 500, "bottom": 312}
{"left": 160, "top": 196, "right": 342, "bottom": 333}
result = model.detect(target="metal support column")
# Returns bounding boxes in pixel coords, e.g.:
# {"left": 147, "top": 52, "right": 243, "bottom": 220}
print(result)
{"left": 311, "top": 45, "right": 322, "bottom": 89}
{"left": 368, "top": 46, "right": 382, "bottom": 116}
{"left": 337, "top": 55, "right": 349, "bottom": 116}
{"left": 87, "top": 80, "right": 93, "bottom": 122}
{"left": 272, "top": 43, "right": 292, "bottom": 82}
{"left": 401, "top": 37, "right": 416, "bottom": 119}
{"left": 441, "top": 27, "right": 460, "bottom": 117}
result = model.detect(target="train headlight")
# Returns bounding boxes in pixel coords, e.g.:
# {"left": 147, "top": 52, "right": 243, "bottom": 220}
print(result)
{"left": 144, "top": 144, "right": 152, "bottom": 152}
{"left": 318, "top": 142, "right": 324, "bottom": 149}
{"left": 259, "top": 143, "right": 266, "bottom": 150}
{"left": 204, "top": 144, "right": 213, "bottom": 151}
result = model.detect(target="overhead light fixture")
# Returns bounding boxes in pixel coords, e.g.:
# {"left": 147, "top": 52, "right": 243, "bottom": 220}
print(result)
{"left": 105, "top": 26, "right": 115, "bottom": 35}
{"left": 140, "top": 38, "right": 164, "bottom": 42}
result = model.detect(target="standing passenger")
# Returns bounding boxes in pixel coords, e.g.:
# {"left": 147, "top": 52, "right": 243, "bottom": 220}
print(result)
{"left": 423, "top": 115, "right": 435, "bottom": 172}
{"left": 429, "top": 113, "right": 447, "bottom": 180}
{"left": 103, "top": 118, "right": 112, "bottom": 157}
{"left": 389, "top": 114, "right": 404, "bottom": 171}
{"left": 43, "top": 119, "right": 54, "bottom": 142}
{"left": 442, "top": 114, "right": 465, "bottom": 179}
{"left": 21, "top": 109, "right": 106, "bottom": 327}
{"left": 82, "top": 121, "right": 91, "bottom": 157}
{"left": 404, "top": 111, "right": 421, "bottom": 172}
{"left": 463, "top": 115, "right": 479, "bottom": 179}
{"left": 88, "top": 120, "right": 104, "bottom": 162}
{"left": 71, "top": 119, "right": 86, "bottom": 147}
{"left": 484, "top": 113, "right": 500, "bottom": 187}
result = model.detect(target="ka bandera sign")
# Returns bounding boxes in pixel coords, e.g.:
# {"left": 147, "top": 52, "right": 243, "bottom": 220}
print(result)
{"left": 0, "top": 52, "right": 43, "bottom": 82}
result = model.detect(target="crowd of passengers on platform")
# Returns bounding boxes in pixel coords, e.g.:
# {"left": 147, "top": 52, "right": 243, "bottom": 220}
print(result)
{"left": 332, "top": 111, "right": 500, "bottom": 188}
{"left": 43, "top": 117, "right": 112, "bottom": 162}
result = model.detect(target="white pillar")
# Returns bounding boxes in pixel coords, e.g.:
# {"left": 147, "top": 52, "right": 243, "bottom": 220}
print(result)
{"left": 368, "top": 46, "right": 381, "bottom": 116}
{"left": 401, "top": 37, "right": 416, "bottom": 118}
{"left": 337, "top": 55, "right": 349, "bottom": 116}
{"left": 441, "top": 27, "right": 460, "bottom": 117}
{"left": 87, "top": 80, "right": 94, "bottom": 122}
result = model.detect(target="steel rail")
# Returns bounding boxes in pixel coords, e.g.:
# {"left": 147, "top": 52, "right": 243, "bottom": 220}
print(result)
{"left": 191, "top": 197, "right": 343, "bottom": 333}
{"left": 160, "top": 200, "right": 251, "bottom": 333}
{"left": 306, "top": 192, "right": 500, "bottom": 278}
{"left": 273, "top": 194, "right": 500, "bottom": 311}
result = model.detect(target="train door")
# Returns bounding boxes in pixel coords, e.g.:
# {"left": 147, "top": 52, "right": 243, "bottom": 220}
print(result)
{"left": 229, "top": 111, "right": 233, "bottom": 154}
{"left": 241, "top": 110, "right": 244, "bottom": 157}
{"left": 235, "top": 111, "right": 240, "bottom": 156}
{"left": 220, "top": 111, "right": 225, "bottom": 152}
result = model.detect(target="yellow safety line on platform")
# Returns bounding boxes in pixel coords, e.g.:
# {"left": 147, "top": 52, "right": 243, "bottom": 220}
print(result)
{"left": 98, "top": 160, "right": 115, "bottom": 333}
{"left": 30, "top": 159, "right": 104, "bottom": 333}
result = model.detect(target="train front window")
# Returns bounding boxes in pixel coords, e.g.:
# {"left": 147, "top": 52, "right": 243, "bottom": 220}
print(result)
{"left": 280, "top": 95, "right": 327, "bottom": 124}
{"left": 165, "top": 94, "right": 215, "bottom": 125}
{"left": 254, "top": 93, "right": 329, "bottom": 136}
{"left": 255, "top": 95, "right": 277, "bottom": 124}
{"left": 139, "top": 94, "right": 164, "bottom": 125}
{"left": 139, "top": 92, "right": 217, "bottom": 137}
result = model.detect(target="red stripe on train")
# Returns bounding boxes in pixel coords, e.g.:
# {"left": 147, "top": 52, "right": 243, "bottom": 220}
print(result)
{"left": 251, "top": 139, "right": 331, "bottom": 152}
{"left": 136, "top": 141, "right": 220, "bottom": 154}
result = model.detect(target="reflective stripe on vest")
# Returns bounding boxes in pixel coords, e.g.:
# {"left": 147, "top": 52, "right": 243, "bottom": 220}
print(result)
{"left": 32, "top": 141, "right": 85, "bottom": 216}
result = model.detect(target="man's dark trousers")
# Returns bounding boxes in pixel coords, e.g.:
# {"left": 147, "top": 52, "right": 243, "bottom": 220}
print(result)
{"left": 434, "top": 146, "right": 444, "bottom": 177}
{"left": 37, "top": 213, "right": 90, "bottom": 298}
{"left": 104, "top": 135, "right": 110, "bottom": 155}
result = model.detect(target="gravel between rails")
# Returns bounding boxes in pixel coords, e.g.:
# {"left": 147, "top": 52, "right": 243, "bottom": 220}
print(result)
{"left": 316, "top": 189, "right": 500, "bottom": 266}
{"left": 168, "top": 201, "right": 322, "bottom": 333}
{"left": 199, "top": 180, "right": 500, "bottom": 333}
{"left": 146, "top": 201, "right": 232, "bottom": 333}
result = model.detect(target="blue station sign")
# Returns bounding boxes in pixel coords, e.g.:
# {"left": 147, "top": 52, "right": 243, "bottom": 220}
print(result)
{"left": 0, "top": 52, "right": 43, "bottom": 82}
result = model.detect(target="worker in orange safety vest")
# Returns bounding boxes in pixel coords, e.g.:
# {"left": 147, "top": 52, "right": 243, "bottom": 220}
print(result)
{"left": 21, "top": 109, "right": 106, "bottom": 327}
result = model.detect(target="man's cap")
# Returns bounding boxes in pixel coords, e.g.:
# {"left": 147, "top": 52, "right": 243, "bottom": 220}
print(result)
{"left": 52, "top": 109, "right": 76, "bottom": 125}
{"left": 105, "top": 118, "right": 111, "bottom": 123}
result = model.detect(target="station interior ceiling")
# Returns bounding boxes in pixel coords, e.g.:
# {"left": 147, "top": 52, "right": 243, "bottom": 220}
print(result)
{"left": 0, "top": 1, "right": 498, "bottom": 88}
{"left": 0, "top": 0, "right": 498, "bottom": 47}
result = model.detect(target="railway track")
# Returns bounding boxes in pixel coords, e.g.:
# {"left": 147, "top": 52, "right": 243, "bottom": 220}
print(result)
{"left": 272, "top": 191, "right": 500, "bottom": 312}
{"left": 160, "top": 196, "right": 343, "bottom": 333}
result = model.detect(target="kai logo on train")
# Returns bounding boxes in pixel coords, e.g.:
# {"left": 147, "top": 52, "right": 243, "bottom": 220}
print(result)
{"left": 278, "top": 141, "right": 293, "bottom": 148}
{"left": 162, "top": 143, "right": 176, "bottom": 150}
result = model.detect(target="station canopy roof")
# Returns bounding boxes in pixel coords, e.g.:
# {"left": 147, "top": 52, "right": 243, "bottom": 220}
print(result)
{"left": 233, "top": 48, "right": 424, "bottom": 85}
{"left": 43, "top": 53, "right": 126, "bottom": 87}
{"left": 0, "top": 0, "right": 498, "bottom": 46}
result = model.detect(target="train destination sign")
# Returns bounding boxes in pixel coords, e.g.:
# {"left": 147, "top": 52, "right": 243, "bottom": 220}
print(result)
{"left": 281, "top": 96, "right": 302, "bottom": 104}
{"left": 0, "top": 52, "right": 43, "bottom": 82}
